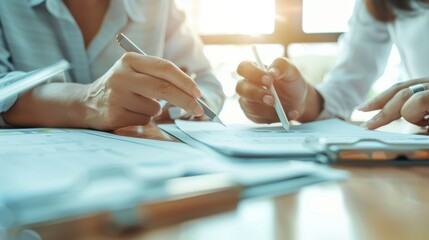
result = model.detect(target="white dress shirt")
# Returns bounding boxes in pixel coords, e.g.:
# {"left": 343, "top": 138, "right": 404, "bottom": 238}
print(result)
{"left": 317, "top": 0, "right": 429, "bottom": 120}
{"left": 0, "top": 0, "right": 225, "bottom": 126}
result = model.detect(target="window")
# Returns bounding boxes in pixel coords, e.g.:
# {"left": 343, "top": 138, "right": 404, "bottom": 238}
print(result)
{"left": 302, "top": 0, "right": 355, "bottom": 33}
{"left": 176, "top": 0, "right": 401, "bottom": 122}
{"left": 177, "top": 0, "right": 275, "bottom": 35}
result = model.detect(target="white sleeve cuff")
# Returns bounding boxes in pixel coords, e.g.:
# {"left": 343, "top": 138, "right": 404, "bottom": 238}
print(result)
{"left": 195, "top": 74, "right": 225, "bottom": 114}
{"left": 315, "top": 84, "right": 348, "bottom": 121}
{"left": 0, "top": 114, "right": 11, "bottom": 127}
{"left": 0, "top": 94, "right": 17, "bottom": 127}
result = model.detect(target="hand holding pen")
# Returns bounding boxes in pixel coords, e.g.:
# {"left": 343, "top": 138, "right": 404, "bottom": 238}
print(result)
{"left": 116, "top": 33, "right": 224, "bottom": 125}
{"left": 79, "top": 35, "right": 205, "bottom": 130}
{"left": 236, "top": 49, "right": 324, "bottom": 126}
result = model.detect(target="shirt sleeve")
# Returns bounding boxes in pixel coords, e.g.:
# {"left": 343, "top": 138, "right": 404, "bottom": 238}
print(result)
{"left": 316, "top": 0, "right": 393, "bottom": 120}
{"left": 0, "top": 22, "right": 26, "bottom": 127}
{"left": 162, "top": 1, "right": 225, "bottom": 114}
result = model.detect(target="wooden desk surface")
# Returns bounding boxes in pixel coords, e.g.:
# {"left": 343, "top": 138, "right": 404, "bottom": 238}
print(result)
{"left": 138, "top": 167, "right": 429, "bottom": 240}
{"left": 112, "top": 121, "right": 429, "bottom": 240}
{"left": 11, "top": 121, "right": 426, "bottom": 240}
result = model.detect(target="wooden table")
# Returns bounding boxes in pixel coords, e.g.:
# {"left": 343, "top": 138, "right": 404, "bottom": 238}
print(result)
{"left": 11, "top": 120, "right": 427, "bottom": 240}
{"left": 112, "top": 121, "right": 429, "bottom": 240}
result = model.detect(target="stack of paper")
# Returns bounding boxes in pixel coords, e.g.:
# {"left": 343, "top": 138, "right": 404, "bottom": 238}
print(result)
{"left": 0, "top": 127, "right": 345, "bottom": 230}
{"left": 164, "top": 119, "right": 429, "bottom": 158}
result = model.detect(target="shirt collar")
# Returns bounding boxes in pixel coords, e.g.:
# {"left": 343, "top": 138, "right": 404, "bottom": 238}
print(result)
{"left": 122, "top": 0, "right": 146, "bottom": 23}
{"left": 27, "top": 0, "right": 146, "bottom": 23}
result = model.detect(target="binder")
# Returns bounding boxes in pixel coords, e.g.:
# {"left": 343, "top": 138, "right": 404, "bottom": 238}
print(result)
{"left": 305, "top": 137, "right": 429, "bottom": 165}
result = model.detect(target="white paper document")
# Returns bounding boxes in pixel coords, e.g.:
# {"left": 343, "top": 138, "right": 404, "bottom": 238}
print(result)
{"left": 0, "top": 127, "right": 346, "bottom": 227}
{"left": 174, "top": 119, "right": 429, "bottom": 157}
{"left": 0, "top": 128, "right": 206, "bottom": 202}
{"left": 0, "top": 128, "right": 214, "bottom": 226}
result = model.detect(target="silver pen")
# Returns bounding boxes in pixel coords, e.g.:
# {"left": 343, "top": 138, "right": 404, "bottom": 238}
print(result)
{"left": 116, "top": 33, "right": 224, "bottom": 125}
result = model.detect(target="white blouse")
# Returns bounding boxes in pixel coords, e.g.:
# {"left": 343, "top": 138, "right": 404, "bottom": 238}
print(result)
{"left": 317, "top": 0, "right": 429, "bottom": 120}
{"left": 0, "top": 0, "right": 225, "bottom": 126}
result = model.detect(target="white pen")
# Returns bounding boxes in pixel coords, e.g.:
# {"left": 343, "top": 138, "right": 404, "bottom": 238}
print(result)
{"left": 116, "top": 33, "right": 224, "bottom": 125}
{"left": 252, "top": 45, "right": 290, "bottom": 131}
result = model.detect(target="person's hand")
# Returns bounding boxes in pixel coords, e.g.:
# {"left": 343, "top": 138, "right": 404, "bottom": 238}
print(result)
{"left": 236, "top": 57, "right": 324, "bottom": 123}
{"left": 82, "top": 52, "right": 204, "bottom": 130}
{"left": 358, "top": 78, "right": 429, "bottom": 129}
{"left": 154, "top": 102, "right": 210, "bottom": 124}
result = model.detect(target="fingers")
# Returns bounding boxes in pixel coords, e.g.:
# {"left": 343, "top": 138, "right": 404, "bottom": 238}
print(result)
{"left": 363, "top": 87, "right": 414, "bottom": 129}
{"left": 117, "top": 53, "right": 204, "bottom": 116}
{"left": 125, "top": 73, "right": 204, "bottom": 116}
{"left": 238, "top": 96, "right": 301, "bottom": 122}
{"left": 236, "top": 57, "right": 310, "bottom": 123}
{"left": 153, "top": 104, "right": 173, "bottom": 122}
{"left": 401, "top": 90, "right": 429, "bottom": 126}
{"left": 116, "top": 110, "right": 151, "bottom": 129}
{"left": 121, "top": 52, "right": 202, "bottom": 98}
{"left": 118, "top": 92, "right": 162, "bottom": 117}
{"left": 267, "top": 58, "right": 308, "bottom": 117}
{"left": 97, "top": 108, "right": 151, "bottom": 130}
{"left": 115, "top": 110, "right": 151, "bottom": 128}
{"left": 358, "top": 78, "right": 429, "bottom": 112}
{"left": 237, "top": 61, "right": 273, "bottom": 87}
{"left": 236, "top": 79, "right": 274, "bottom": 106}
{"left": 239, "top": 98, "right": 278, "bottom": 121}
{"left": 268, "top": 57, "right": 303, "bottom": 82}
{"left": 236, "top": 58, "right": 304, "bottom": 87}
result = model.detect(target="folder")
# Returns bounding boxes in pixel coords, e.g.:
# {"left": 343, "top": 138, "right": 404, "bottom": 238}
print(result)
{"left": 305, "top": 137, "right": 429, "bottom": 165}
{"left": 0, "top": 127, "right": 242, "bottom": 239}
{"left": 4, "top": 174, "right": 241, "bottom": 240}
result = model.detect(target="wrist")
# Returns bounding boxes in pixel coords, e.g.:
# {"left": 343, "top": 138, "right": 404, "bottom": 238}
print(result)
{"left": 299, "top": 84, "right": 324, "bottom": 122}
{"left": 45, "top": 83, "right": 90, "bottom": 128}
{"left": 2, "top": 83, "right": 91, "bottom": 128}
{"left": 78, "top": 82, "right": 102, "bottom": 129}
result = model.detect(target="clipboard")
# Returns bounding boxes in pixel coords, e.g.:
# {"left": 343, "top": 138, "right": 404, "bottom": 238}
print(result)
{"left": 305, "top": 138, "right": 429, "bottom": 166}
{"left": 3, "top": 174, "right": 241, "bottom": 240}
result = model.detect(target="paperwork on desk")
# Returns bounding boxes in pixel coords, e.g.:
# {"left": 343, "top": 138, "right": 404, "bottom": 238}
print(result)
{"left": 171, "top": 119, "right": 429, "bottom": 158}
{"left": 0, "top": 128, "right": 344, "bottom": 229}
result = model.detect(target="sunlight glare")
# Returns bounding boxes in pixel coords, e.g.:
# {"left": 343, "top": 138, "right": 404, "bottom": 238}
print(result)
{"left": 303, "top": 0, "right": 355, "bottom": 33}
{"left": 177, "top": 0, "right": 275, "bottom": 35}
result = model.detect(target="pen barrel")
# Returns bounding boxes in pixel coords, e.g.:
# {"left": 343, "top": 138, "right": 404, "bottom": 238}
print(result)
{"left": 270, "top": 85, "right": 289, "bottom": 130}
{"left": 116, "top": 33, "right": 147, "bottom": 55}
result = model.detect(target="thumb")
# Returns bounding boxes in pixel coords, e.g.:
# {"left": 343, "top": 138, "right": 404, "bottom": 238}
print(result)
{"left": 266, "top": 57, "right": 308, "bottom": 120}
{"left": 267, "top": 57, "right": 303, "bottom": 83}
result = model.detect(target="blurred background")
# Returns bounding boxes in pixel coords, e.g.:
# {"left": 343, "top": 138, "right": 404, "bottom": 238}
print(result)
{"left": 176, "top": 0, "right": 402, "bottom": 123}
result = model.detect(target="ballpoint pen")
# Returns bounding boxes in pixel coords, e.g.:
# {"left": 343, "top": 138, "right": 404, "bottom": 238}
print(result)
{"left": 115, "top": 33, "right": 225, "bottom": 126}
{"left": 252, "top": 45, "right": 290, "bottom": 131}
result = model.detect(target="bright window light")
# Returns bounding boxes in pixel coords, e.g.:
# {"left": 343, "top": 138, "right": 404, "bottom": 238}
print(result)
{"left": 303, "top": 0, "right": 355, "bottom": 33}
{"left": 176, "top": 0, "right": 275, "bottom": 35}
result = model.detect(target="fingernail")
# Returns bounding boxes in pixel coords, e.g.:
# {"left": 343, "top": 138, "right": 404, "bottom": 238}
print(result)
{"left": 288, "top": 110, "right": 299, "bottom": 120}
{"left": 261, "top": 75, "right": 273, "bottom": 86}
{"left": 155, "top": 107, "right": 163, "bottom": 117}
{"left": 193, "top": 105, "right": 204, "bottom": 116}
{"left": 263, "top": 95, "right": 274, "bottom": 106}
{"left": 268, "top": 67, "right": 280, "bottom": 79}
{"left": 193, "top": 86, "right": 202, "bottom": 98}
{"left": 362, "top": 118, "right": 376, "bottom": 128}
